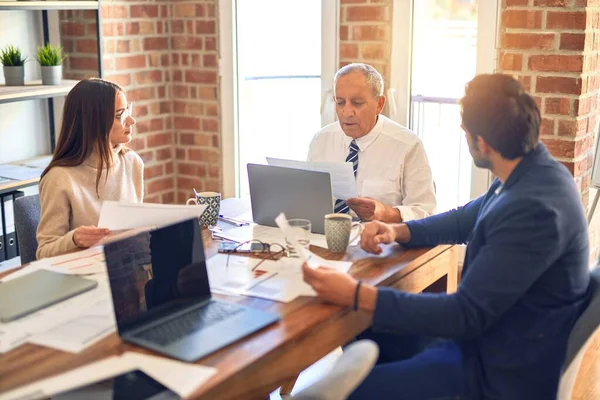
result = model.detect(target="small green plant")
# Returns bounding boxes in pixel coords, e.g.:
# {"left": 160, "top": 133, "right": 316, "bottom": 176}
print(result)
{"left": 35, "top": 43, "right": 67, "bottom": 66}
{"left": 0, "top": 45, "right": 27, "bottom": 67}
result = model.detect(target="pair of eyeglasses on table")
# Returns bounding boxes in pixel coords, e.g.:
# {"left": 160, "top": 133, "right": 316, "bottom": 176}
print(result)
{"left": 212, "top": 236, "right": 287, "bottom": 271}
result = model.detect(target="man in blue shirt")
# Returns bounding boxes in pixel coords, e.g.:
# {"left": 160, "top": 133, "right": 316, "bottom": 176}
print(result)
{"left": 302, "top": 74, "right": 591, "bottom": 399}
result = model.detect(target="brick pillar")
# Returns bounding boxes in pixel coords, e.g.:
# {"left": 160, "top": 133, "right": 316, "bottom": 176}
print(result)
{"left": 497, "top": 0, "right": 600, "bottom": 262}
{"left": 102, "top": 2, "right": 175, "bottom": 204}
{"left": 171, "top": 1, "right": 220, "bottom": 204}
{"left": 339, "top": 0, "right": 393, "bottom": 87}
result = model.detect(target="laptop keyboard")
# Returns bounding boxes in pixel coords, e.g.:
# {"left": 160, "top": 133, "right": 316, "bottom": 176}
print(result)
{"left": 136, "top": 301, "right": 244, "bottom": 346}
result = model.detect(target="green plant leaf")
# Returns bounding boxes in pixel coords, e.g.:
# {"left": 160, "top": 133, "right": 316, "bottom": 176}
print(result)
{"left": 0, "top": 45, "right": 27, "bottom": 66}
{"left": 35, "top": 43, "right": 68, "bottom": 66}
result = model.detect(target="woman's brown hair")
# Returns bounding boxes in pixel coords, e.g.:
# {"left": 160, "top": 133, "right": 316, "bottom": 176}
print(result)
{"left": 41, "top": 78, "right": 127, "bottom": 195}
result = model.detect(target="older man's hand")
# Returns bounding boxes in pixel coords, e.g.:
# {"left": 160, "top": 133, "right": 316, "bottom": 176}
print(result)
{"left": 346, "top": 197, "right": 401, "bottom": 223}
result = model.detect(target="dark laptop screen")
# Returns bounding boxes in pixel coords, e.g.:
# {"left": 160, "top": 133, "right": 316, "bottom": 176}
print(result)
{"left": 104, "top": 218, "right": 210, "bottom": 331}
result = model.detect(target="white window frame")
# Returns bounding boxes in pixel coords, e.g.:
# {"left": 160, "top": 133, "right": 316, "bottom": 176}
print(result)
{"left": 389, "top": 0, "right": 501, "bottom": 200}
{"left": 219, "top": 0, "right": 339, "bottom": 198}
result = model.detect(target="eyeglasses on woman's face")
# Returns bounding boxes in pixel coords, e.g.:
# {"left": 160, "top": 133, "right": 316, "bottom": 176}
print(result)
{"left": 116, "top": 102, "right": 133, "bottom": 126}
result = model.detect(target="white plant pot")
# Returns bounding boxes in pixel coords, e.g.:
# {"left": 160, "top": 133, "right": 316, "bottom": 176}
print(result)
{"left": 2, "top": 66, "right": 24, "bottom": 86}
{"left": 41, "top": 65, "right": 62, "bottom": 85}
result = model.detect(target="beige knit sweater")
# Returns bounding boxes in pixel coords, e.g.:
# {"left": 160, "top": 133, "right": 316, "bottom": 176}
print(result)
{"left": 36, "top": 146, "right": 144, "bottom": 259}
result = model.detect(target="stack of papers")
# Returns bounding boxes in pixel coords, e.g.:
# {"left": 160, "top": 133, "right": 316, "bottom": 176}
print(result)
{"left": 212, "top": 223, "right": 329, "bottom": 249}
{"left": 207, "top": 253, "right": 352, "bottom": 303}
{"left": 0, "top": 274, "right": 115, "bottom": 354}
{"left": 0, "top": 249, "right": 116, "bottom": 354}
{"left": 2, "top": 247, "right": 107, "bottom": 281}
{"left": 1, "top": 351, "right": 217, "bottom": 400}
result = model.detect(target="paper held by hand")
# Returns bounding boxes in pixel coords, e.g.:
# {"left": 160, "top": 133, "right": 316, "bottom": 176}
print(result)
{"left": 97, "top": 201, "right": 207, "bottom": 231}
{"left": 275, "top": 212, "right": 337, "bottom": 270}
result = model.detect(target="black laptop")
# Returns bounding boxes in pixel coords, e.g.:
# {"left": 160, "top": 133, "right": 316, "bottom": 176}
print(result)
{"left": 104, "top": 218, "right": 279, "bottom": 362}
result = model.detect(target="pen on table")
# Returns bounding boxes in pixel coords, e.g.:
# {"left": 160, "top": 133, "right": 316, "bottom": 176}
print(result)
{"left": 246, "top": 272, "right": 278, "bottom": 290}
{"left": 218, "top": 215, "right": 250, "bottom": 226}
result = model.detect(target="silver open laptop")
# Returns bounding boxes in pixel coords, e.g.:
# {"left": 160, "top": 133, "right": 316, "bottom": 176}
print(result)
{"left": 104, "top": 218, "right": 279, "bottom": 362}
{"left": 247, "top": 164, "right": 334, "bottom": 234}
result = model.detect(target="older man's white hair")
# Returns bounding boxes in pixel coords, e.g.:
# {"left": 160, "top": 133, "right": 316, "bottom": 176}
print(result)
{"left": 334, "top": 63, "right": 384, "bottom": 98}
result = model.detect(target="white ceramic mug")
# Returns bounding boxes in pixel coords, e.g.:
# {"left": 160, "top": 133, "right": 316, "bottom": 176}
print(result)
{"left": 187, "top": 191, "right": 221, "bottom": 227}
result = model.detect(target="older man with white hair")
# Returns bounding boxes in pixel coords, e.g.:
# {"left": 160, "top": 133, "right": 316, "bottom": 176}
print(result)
{"left": 307, "top": 63, "right": 436, "bottom": 223}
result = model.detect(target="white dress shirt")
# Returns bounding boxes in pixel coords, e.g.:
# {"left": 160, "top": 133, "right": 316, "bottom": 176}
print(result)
{"left": 307, "top": 115, "right": 436, "bottom": 221}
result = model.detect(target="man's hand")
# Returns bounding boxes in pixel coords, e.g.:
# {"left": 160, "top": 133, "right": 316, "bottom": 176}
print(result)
{"left": 73, "top": 225, "right": 111, "bottom": 248}
{"left": 360, "top": 221, "right": 411, "bottom": 254}
{"left": 302, "top": 263, "right": 377, "bottom": 311}
{"left": 346, "top": 197, "right": 401, "bottom": 223}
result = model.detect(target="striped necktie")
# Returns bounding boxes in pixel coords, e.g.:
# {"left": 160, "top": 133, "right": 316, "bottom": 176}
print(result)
{"left": 334, "top": 140, "right": 359, "bottom": 214}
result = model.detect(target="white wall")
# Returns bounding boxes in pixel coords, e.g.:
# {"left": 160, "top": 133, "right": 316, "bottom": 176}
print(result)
{"left": 0, "top": 10, "right": 59, "bottom": 163}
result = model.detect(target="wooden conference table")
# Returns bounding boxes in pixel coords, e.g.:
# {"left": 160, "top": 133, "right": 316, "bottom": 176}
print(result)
{"left": 0, "top": 229, "right": 458, "bottom": 399}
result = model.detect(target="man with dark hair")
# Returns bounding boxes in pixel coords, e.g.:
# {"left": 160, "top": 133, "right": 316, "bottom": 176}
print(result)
{"left": 461, "top": 73, "right": 540, "bottom": 162}
{"left": 301, "top": 74, "right": 591, "bottom": 399}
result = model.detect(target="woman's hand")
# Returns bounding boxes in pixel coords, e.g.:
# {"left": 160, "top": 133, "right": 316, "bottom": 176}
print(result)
{"left": 73, "top": 225, "right": 111, "bottom": 248}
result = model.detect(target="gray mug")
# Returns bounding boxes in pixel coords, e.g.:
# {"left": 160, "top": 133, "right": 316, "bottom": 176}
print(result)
{"left": 324, "top": 213, "right": 362, "bottom": 253}
{"left": 186, "top": 191, "right": 221, "bottom": 227}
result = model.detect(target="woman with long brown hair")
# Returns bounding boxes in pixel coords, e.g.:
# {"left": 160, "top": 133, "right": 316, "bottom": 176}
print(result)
{"left": 36, "top": 78, "right": 144, "bottom": 259}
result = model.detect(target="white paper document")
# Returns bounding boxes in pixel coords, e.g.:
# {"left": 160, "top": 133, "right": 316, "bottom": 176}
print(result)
{"left": 206, "top": 254, "right": 309, "bottom": 302}
{"left": 45, "top": 246, "right": 106, "bottom": 275}
{"left": 0, "top": 164, "right": 43, "bottom": 181}
{"left": 97, "top": 201, "right": 207, "bottom": 231}
{"left": 0, "top": 257, "right": 21, "bottom": 274}
{"left": 18, "top": 155, "right": 52, "bottom": 169}
{"left": 0, "top": 274, "right": 115, "bottom": 354}
{"left": 275, "top": 213, "right": 312, "bottom": 263}
{"left": 0, "top": 352, "right": 217, "bottom": 400}
{"left": 0, "top": 325, "right": 30, "bottom": 355}
{"left": 1, "top": 247, "right": 107, "bottom": 282}
{"left": 219, "top": 223, "right": 328, "bottom": 249}
{"left": 275, "top": 212, "right": 355, "bottom": 270}
{"left": 266, "top": 157, "right": 358, "bottom": 200}
{"left": 206, "top": 253, "right": 352, "bottom": 303}
{"left": 28, "top": 296, "right": 115, "bottom": 353}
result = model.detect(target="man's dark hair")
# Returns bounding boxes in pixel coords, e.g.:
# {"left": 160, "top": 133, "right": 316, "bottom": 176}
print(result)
{"left": 460, "top": 74, "right": 540, "bottom": 159}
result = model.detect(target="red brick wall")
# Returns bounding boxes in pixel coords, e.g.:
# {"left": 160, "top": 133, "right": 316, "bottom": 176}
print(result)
{"left": 58, "top": 0, "right": 220, "bottom": 204}
{"left": 339, "top": 0, "right": 393, "bottom": 86}
{"left": 584, "top": 1, "right": 600, "bottom": 263}
{"left": 497, "top": 0, "right": 600, "bottom": 262}
{"left": 59, "top": 10, "right": 100, "bottom": 80}
{"left": 170, "top": 1, "right": 220, "bottom": 204}
{"left": 58, "top": 0, "right": 391, "bottom": 206}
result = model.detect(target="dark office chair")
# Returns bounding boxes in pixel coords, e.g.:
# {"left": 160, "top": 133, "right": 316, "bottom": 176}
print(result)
{"left": 558, "top": 265, "right": 600, "bottom": 400}
{"left": 13, "top": 194, "right": 40, "bottom": 264}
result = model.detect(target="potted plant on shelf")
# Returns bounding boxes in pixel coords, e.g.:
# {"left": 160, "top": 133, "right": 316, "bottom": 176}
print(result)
{"left": 1, "top": 45, "right": 27, "bottom": 86}
{"left": 35, "top": 43, "right": 67, "bottom": 85}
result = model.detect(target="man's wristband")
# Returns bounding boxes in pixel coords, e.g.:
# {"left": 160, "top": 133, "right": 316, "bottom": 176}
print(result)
{"left": 353, "top": 280, "right": 363, "bottom": 311}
